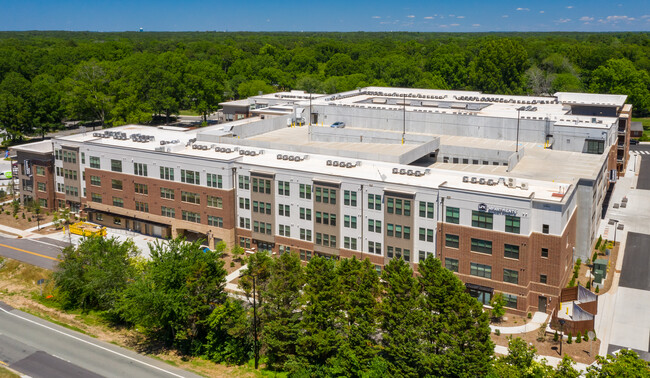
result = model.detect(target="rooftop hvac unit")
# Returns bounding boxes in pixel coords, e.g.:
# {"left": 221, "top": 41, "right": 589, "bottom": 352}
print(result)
{"left": 392, "top": 168, "right": 399, "bottom": 174}
{"left": 326, "top": 160, "right": 332, "bottom": 166}
{"left": 479, "top": 178, "right": 486, "bottom": 185}
{"left": 520, "top": 182, "right": 529, "bottom": 190}
{"left": 463, "top": 176, "right": 469, "bottom": 183}
{"left": 289, "top": 156, "right": 295, "bottom": 161}
{"left": 471, "top": 177, "right": 478, "bottom": 184}
{"left": 244, "top": 151, "right": 251, "bottom": 156}
{"left": 277, "top": 154, "right": 283, "bottom": 160}
{"left": 250, "top": 152, "right": 257, "bottom": 156}
{"left": 282, "top": 155, "right": 288, "bottom": 160}
{"left": 239, "top": 150, "right": 245, "bottom": 155}
{"left": 339, "top": 161, "right": 345, "bottom": 167}
{"left": 192, "top": 145, "right": 197, "bottom": 149}
{"left": 507, "top": 178, "right": 516, "bottom": 188}
{"left": 487, "top": 179, "right": 495, "bottom": 185}
{"left": 346, "top": 162, "right": 353, "bottom": 168}
{"left": 160, "top": 141, "right": 167, "bottom": 145}
{"left": 399, "top": 169, "right": 406, "bottom": 175}
{"left": 295, "top": 156, "right": 301, "bottom": 161}
{"left": 333, "top": 161, "right": 339, "bottom": 167}
{"left": 407, "top": 170, "right": 414, "bottom": 176}
{"left": 226, "top": 148, "right": 232, "bottom": 153}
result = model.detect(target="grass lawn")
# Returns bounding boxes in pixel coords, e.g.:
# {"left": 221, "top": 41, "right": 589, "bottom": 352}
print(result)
{"left": 177, "top": 109, "right": 201, "bottom": 116}
{"left": 631, "top": 117, "right": 650, "bottom": 141}
{"left": 0, "top": 366, "right": 20, "bottom": 378}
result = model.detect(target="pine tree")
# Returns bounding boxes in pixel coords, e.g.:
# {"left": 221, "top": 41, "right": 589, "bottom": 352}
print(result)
{"left": 261, "top": 252, "right": 304, "bottom": 370}
{"left": 418, "top": 256, "right": 494, "bottom": 377}
{"left": 380, "top": 258, "right": 423, "bottom": 376}
{"left": 333, "top": 257, "right": 381, "bottom": 376}
{"left": 295, "top": 256, "right": 343, "bottom": 374}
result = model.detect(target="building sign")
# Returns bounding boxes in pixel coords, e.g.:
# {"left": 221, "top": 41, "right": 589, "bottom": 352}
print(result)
{"left": 24, "top": 160, "right": 31, "bottom": 177}
{"left": 478, "top": 203, "right": 518, "bottom": 215}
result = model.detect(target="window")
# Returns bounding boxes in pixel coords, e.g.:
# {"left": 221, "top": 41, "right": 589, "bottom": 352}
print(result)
{"left": 182, "top": 210, "right": 201, "bottom": 223}
{"left": 278, "top": 181, "right": 290, "bottom": 196}
{"left": 419, "top": 201, "right": 434, "bottom": 218}
{"left": 445, "top": 258, "right": 459, "bottom": 272}
{"left": 315, "top": 187, "right": 336, "bottom": 204}
{"left": 315, "top": 233, "right": 336, "bottom": 248}
{"left": 368, "top": 219, "right": 381, "bottom": 233}
{"left": 541, "top": 248, "right": 549, "bottom": 258}
{"left": 161, "top": 206, "right": 175, "bottom": 218}
{"left": 299, "top": 207, "right": 312, "bottom": 220}
{"left": 253, "top": 201, "right": 272, "bottom": 215}
{"left": 181, "top": 169, "right": 200, "bottom": 185}
{"left": 207, "top": 173, "right": 222, "bottom": 188}
{"left": 80, "top": 152, "right": 85, "bottom": 164}
{"left": 471, "top": 238, "right": 493, "bottom": 254}
{"left": 252, "top": 178, "right": 271, "bottom": 194}
{"left": 113, "top": 217, "right": 122, "bottom": 225}
{"left": 239, "top": 237, "right": 251, "bottom": 249}
{"left": 56, "top": 167, "right": 62, "bottom": 177}
{"left": 504, "top": 244, "right": 520, "bottom": 259}
{"left": 55, "top": 149, "right": 61, "bottom": 160}
{"left": 134, "top": 183, "right": 148, "bottom": 195}
{"left": 89, "top": 156, "right": 100, "bottom": 169}
{"left": 344, "top": 237, "right": 358, "bottom": 250}
{"left": 239, "top": 175, "right": 250, "bottom": 190}
{"left": 540, "top": 275, "right": 547, "bottom": 284}
{"left": 208, "top": 216, "right": 223, "bottom": 227}
{"left": 300, "top": 228, "right": 312, "bottom": 241}
{"left": 368, "top": 241, "right": 382, "bottom": 254}
{"left": 446, "top": 207, "right": 460, "bottom": 224}
{"left": 112, "top": 197, "right": 124, "bottom": 207}
{"left": 387, "top": 246, "right": 393, "bottom": 258}
{"left": 207, "top": 196, "right": 223, "bottom": 208}
{"left": 503, "top": 269, "right": 519, "bottom": 284}
{"left": 181, "top": 191, "right": 200, "bottom": 204}
{"left": 503, "top": 294, "right": 518, "bottom": 309}
{"left": 133, "top": 163, "right": 148, "bottom": 176}
{"left": 91, "top": 193, "right": 102, "bottom": 203}
{"left": 39, "top": 198, "right": 47, "bottom": 208}
{"left": 472, "top": 211, "right": 493, "bottom": 229}
{"left": 90, "top": 175, "right": 101, "bottom": 186}
{"left": 419, "top": 228, "right": 434, "bottom": 242}
{"left": 344, "top": 190, "right": 357, "bottom": 206}
{"left": 445, "top": 234, "right": 459, "bottom": 248}
{"left": 62, "top": 150, "right": 77, "bottom": 163}
{"left": 160, "top": 166, "right": 174, "bottom": 181}
{"left": 63, "top": 169, "right": 78, "bottom": 180}
{"left": 135, "top": 201, "right": 149, "bottom": 213}
{"left": 585, "top": 139, "right": 605, "bottom": 154}
{"left": 278, "top": 204, "right": 290, "bottom": 217}
{"left": 239, "top": 217, "right": 251, "bottom": 229}
{"left": 36, "top": 166, "right": 45, "bottom": 176}
{"left": 160, "top": 187, "right": 175, "bottom": 200}
{"left": 300, "top": 249, "right": 313, "bottom": 261}
{"left": 470, "top": 263, "right": 492, "bottom": 278}
{"left": 344, "top": 215, "right": 357, "bottom": 229}
{"left": 542, "top": 224, "right": 549, "bottom": 234}
{"left": 111, "top": 159, "right": 122, "bottom": 172}
{"left": 111, "top": 179, "right": 123, "bottom": 190}
{"left": 404, "top": 226, "right": 411, "bottom": 240}
{"left": 239, "top": 197, "right": 250, "bottom": 209}
{"left": 387, "top": 223, "right": 394, "bottom": 237}
{"left": 505, "top": 215, "right": 521, "bottom": 234}
{"left": 368, "top": 194, "right": 381, "bottom": 210}
{"left": 37, "top": 182, "right": 46, "bottom": 192}
{"left": 404, "top": 200, "right": 411, "bottom": 216}
{"left": 299, "top": 184, "right": 312, "bottom": 199}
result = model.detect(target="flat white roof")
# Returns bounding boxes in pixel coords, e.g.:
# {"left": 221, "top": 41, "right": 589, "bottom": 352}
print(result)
{"left": 11, "top": 140, "right": 53, "bottom": 154}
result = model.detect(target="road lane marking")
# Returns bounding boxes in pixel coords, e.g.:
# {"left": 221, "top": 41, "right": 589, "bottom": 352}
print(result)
{"left": 0, "top": 360, "right": 7, "bottom": 366}
{"left": 0, "top": 243, "right": 61, "bottom": 262}
{"left": 0, "top": 306, "right": 187, "bottom": 377}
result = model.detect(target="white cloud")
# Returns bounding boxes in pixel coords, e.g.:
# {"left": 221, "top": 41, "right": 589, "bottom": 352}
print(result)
{"left": 556, "top": 18, "right": 572, "bottom": 23}
{"left": 424, "top": 16, "right": 434, "bottom": 19}
{"left": 641, "top": 15, "right": 650, "bottom": 19}
{"left": 450, "top": 23, "right": 460, "bottom": 27}
{"left": 457, "top": 16, "right": 465, "bottom": 19}
{"left": 372, "top": 16, "right": 381, "bottom": 19}
{"left": 580, "top": 16, "right": 594, "bottom": 21}
{"left": 439, "top": 24, "right": 448, "bottom": 28}
{"left": 502, "top": 15, "right": 509, "bottom": 18}
{"left": 599, "top": 15, "right": 636, "bottom": 23}
{"left": 540, "top": 10, "right": 545, "bottom": 14}
{"left": 407, "top": 15, "right": 415, "bottom": 18}
{"left": 516, "top": 7, "right": 530, "bottom": 11}
{"left": 566, "top": 5, "right": 574, "bottom": 9}
{"left": 472, "top": 23, "right": 481, "bottom": 27}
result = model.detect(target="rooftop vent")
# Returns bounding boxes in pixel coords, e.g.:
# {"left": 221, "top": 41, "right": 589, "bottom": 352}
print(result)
{"left": 471, "top": 177, "right": 478, "bottom": 184}
{"left": 327, "top": 160, "right": 333, "bottom": 166}
{"left": 463, "top": 176, "right": 469, "bottom": 183}
{"left": 479, "top": 178, "right": 486, "bottom": 185}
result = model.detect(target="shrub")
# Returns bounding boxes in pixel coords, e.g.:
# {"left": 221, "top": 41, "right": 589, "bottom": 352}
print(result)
{"left": 592, "top": 331, "right": 597, "bottom": 341}
{"left": 595, "top": 236, "right": 603, "bottom": 249}
{"left": 527, "top": 312, "right": 532, "bottom": 319}
{"left": 583, "top": 332, "right": 589, "bottom": 342}
{"left": 568, "top": 278, "right": 576, "bottom": 287}
{"left": 5, "top": 211, "right": 9, "bottom": 215}
{"left": 586, "top": 281, "right": 591, "bottom": 290}
{"left": 592, "top": 251, "right": 598, "bottom": 262}
{"left": 554, "top": 331, "right": 559, "bottom": 341}
{"left": 567, "top": 332, "right": 573, "bottom": 344}
{"left": 537, "top": 322, "right": 548, "bottom": 342}
{"left": 27, "top": 217, "right": 31, "bottom": 222}
{"left": 22, "top": 213, "right": 25, "bottom": 219}
{"left": 576, "top": 331, "right": 582, "bottom": 343}
{"left": 495, "top": 329, "right": 501, "bottom": 336}
{"left": 595, "top": 286, "right": 600, "bottom": 293}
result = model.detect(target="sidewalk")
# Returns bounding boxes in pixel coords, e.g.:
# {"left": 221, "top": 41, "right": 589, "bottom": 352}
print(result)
{"left": 494, "top": 344, "right": 591, "bottom": 371}
{"left": 490, "top": 312, "right": 549, "bottom": 334}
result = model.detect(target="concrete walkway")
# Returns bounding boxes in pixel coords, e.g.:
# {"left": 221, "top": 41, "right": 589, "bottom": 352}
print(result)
{"left": 494, "top": 344, "right": 591, "bottom": 371}
{"left": 490, "top": 312, "right": 549, "bottom": 334}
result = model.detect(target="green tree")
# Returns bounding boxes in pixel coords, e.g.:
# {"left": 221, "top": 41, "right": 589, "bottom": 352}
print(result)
{"left": 586, "top": 349, "right": 650, "bottom": 377}
{"left": 491, "top": 337, "right": 553, "bottom": 377}
{"left": 380, "top": 258, "right": 422, "bottom": 376}
{"left": 261, "top": 251, "right": 305, "bottom": 370}
{"left": 491, "top": 293, "right": 506, "bottom": 321}
{"left": 203, "top": 298, "right": 252, "bottom": 365}
{"left": 590, "top": 58, "right": 650, "bottom": 116}
{"left": 0, "top": 72, "right": 32, "bottom": 141}
{"left": 237, "top": 79, "right": 274, "bottom": 99}
{"left": 53, "top": 236, "right": 139, "bottom": 311}
{"left": 470, "top": 38, "right": 529, "bottom": 94}
{"left": 62, "top": 60, "right": 114, "bottom": 126}
{"left": 184, "top": 60, "right": 225, "bottom": 121}
{"left": 553, "top": 355, "right": 581, "bottom": 378}
{"left": 117, "top": 238, "right": 227, "bottom": 352}
{"left": 418, "top": 256, "right": 493, "bottom": 377}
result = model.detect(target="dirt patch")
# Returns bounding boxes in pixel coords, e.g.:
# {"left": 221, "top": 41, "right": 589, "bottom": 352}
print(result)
{"left": 491, "top": 314, "right": 531, "bottom": 328}
{"left": 0, "top": 204, "right": 55, "bottom": 231}
{"left": 491, "top": 329, "right": 599, "bottom": 365}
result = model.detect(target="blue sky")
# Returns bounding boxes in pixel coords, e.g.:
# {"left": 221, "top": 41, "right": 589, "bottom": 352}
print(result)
{"left": 1, "top": 0, "right": 648, "bottom": 32}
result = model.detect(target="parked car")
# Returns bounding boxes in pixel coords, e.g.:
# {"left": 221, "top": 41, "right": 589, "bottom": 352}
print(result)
{"left": 330, "top": 121, "right": 346, "bottom": 128}
{"left": 630, "top": 139, "right": 639, "bottom": 145}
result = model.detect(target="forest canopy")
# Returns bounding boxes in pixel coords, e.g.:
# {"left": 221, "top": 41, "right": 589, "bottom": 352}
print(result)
{"left": 0, "top": 31, "right": 648, "bottom": 140}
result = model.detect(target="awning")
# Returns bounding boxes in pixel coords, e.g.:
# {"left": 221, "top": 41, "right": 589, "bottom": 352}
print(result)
{"left": 465, "top": 283, "right": 494, "bottom": 293}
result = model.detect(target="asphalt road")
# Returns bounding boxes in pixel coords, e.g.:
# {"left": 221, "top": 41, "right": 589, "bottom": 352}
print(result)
{"left": 630, "top": 144, "right": 650, "bottom": 190}
{"left": 619, "top": 232, "right": 650, "bottom": 291}
{"left": 0, "top": 236, "right": 66, "bottom": 270}
{"left": 0, "top": 302, "right": 200, "bottom": 378}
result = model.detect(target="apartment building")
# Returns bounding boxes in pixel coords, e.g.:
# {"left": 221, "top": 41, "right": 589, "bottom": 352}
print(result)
{"left": 11, "top": 87, "right": 631, "bottom": 316}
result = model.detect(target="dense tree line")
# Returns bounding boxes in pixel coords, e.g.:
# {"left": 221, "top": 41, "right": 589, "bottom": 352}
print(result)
{"left": 51, "top": 236, "right": 649, "bottom": 376}
{"left": 0, "top": 32, "right": 649, "bottom": 142}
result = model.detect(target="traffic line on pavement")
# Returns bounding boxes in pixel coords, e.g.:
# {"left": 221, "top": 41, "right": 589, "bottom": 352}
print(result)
{"left": 0, "top": 360, "right": 7, "bottom": 366}
{"left": 0, "top": 243, "right": 61, "bottom": 262}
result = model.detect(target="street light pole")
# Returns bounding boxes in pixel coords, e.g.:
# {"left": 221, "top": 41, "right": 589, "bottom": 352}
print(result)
{"left": 612, "top": 219, "right": 619, "bottom": 246}
{"left": 559, "top": 319, "right": 566, "bottom": 356}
